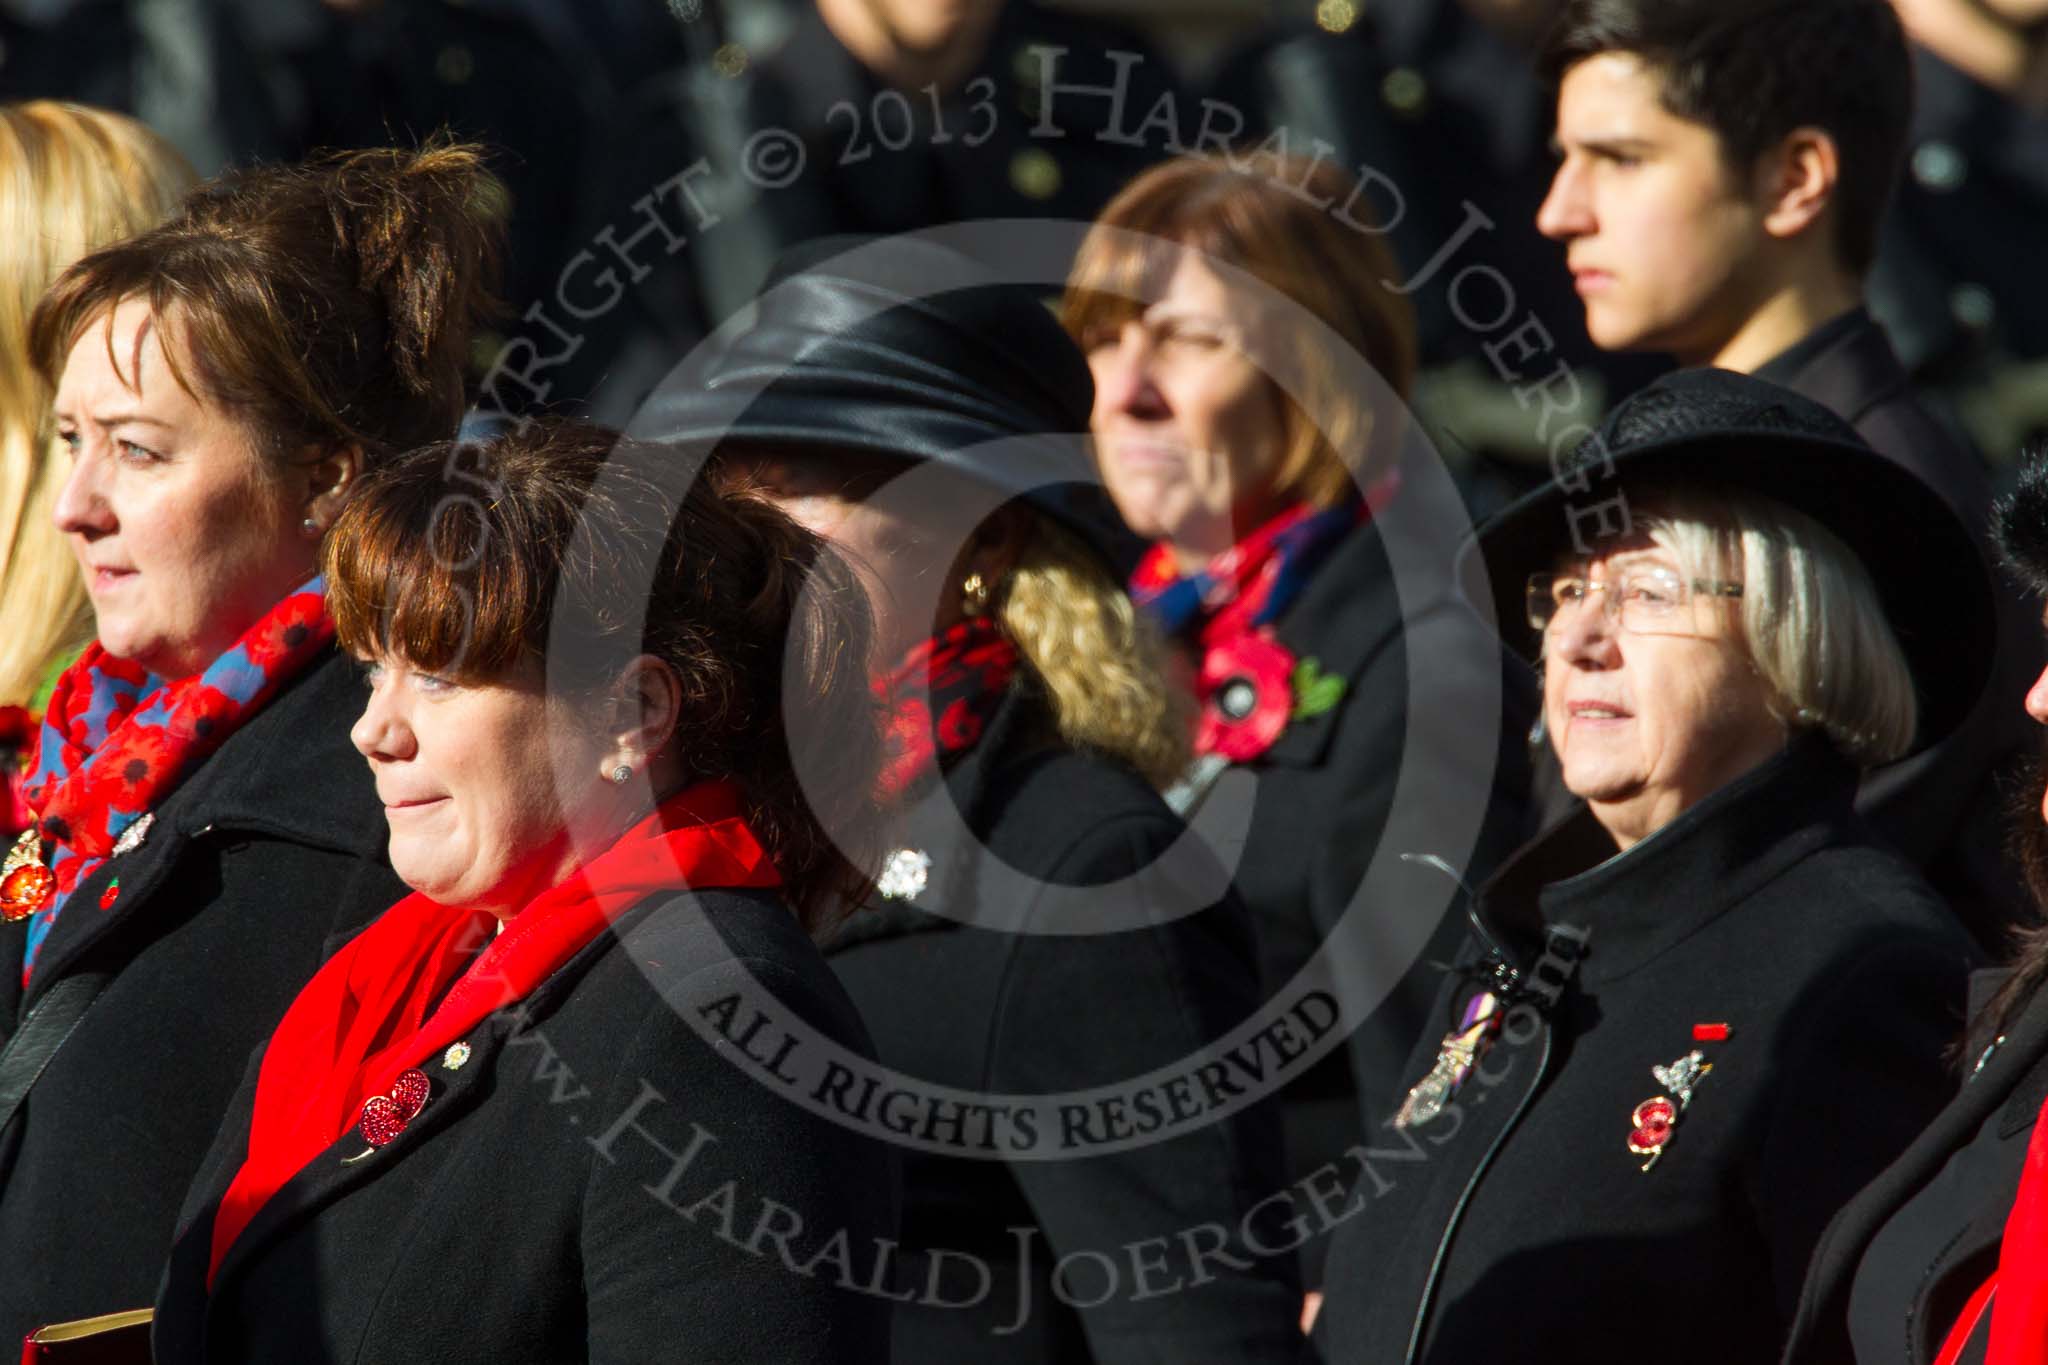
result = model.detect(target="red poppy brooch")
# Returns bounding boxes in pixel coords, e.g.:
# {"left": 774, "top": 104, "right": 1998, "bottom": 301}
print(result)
{"left": 358, "top": 1068, "right": 432, "bottom": 1148}
{"left": 0, "top": 827, "right": 54, "bottom": 922}
{"left": 1195, "top": 630, "right": 1347, "bottom": 763}
{"left": 1626, "top": 1024, "right": 1731, "bottom": 1172}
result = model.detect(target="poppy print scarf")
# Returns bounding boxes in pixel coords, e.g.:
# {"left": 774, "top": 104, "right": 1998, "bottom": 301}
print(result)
{"left": 19, "top": 580, "right": 333, "bottom": 980}
{"left": 873, "top": 618, "right": 1020, "bottom": 799}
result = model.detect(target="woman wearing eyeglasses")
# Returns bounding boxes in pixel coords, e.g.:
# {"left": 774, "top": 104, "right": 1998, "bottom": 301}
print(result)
{"left": 1313, "top": 370, "right": 1987, "bottom": 1365}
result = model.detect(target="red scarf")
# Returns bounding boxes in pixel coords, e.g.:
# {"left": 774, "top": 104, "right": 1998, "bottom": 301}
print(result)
{"left": 20, "top": 584, "right": 332, "bottom": 978}
{"left": 873, "top": 619, "right": 1019, "bottom": 799}
{"left": 204, "top": 780, "right": 781, "bottom": 1285}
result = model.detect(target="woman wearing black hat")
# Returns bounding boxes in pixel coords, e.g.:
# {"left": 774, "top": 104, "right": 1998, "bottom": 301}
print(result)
{"left": 1313, "top": 369, "right": 1986, "bottom": 1365}
{"left": 659, "top": 236, "right": 1309, "bottom": 1364}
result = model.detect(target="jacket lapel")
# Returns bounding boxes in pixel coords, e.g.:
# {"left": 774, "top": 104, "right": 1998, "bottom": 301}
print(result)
{"left": 201, "top": 1005, "right": 520, "bottom": 1304}
{"left": 1263, "top": 521, "right": 1402, "bottom": 768}
{"left": 197, "top": 915, "right": 631, "bottom": 1310}
{"left": 1785, "top": 984, "right": 2048, "bottom": 1358}
{"left": 877, "top": 682, "right": 1050, "bottom": 929}
{"left": 20, "top": 810, "right": 194, "bottom": 1011}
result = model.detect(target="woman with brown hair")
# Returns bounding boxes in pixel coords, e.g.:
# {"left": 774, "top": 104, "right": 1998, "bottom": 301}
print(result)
{"left": 0, "top": 102, "right": 194, "bottom": 833}
{"left": 0, "top": 140, "right": 498, "bottom": 1343}
{"left": 1061, "top": 154, "right": 1536, "bottom": 1249}
{"left": 152, "top": 420, "right": 894, "bottom": 1363}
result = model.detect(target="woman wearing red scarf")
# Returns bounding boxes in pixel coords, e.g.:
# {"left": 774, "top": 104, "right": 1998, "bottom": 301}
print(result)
{"left": 0, "top": 142, "right": 499, "bottom": 1345}
{"left": 151, "top": 422, "right": 893, "bottom": 1362}
{"left": 1061, "top": 155, "right": 1537, "bottom": 1277}
{"left": 659, "top": 237, "right": 1307, "bottom": 1363}
{"left": 1786, "top": 443, "right": 2048, "bottom": 1365}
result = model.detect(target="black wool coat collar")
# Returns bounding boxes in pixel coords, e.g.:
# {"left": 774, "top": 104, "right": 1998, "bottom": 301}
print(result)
{"left": 1478, "top": 734, "right": 1864, "bottom": 986}
{"left": 175, "top": 922, "right": 598, "bottom": 1319}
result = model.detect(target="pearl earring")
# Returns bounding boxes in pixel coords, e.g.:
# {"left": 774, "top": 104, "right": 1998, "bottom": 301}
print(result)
{"left": 301, "top": 517, "right": 321, "bottom": 538}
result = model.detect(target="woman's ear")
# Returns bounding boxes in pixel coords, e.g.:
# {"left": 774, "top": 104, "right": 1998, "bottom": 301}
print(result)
{"left": 960, "top": 504, "right": 1034, "bottom": 587}
{"left": 607, "top": 654, "right": 684, "bottom": 776}
{"left": 303, "top": 443, "right": 364, "bottom": 533}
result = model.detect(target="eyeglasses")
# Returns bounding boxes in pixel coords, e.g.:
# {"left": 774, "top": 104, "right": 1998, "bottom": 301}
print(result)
{"left": 1526, "top": 565, "right": 1744, "bottom": 637}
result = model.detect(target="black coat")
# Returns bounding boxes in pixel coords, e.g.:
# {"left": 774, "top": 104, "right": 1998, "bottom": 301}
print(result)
{"left": 1170, "top": 495, "right": 1538, "bottom": 1196}
{"left": 0, "top": 649, "right": 409, "bottom": 1345}
{"left": 822, "top": 686, "right": 1308, "bottom": 1364}
{"left": 1783, "top": 979, "right": 2048, "bottom": 1365}
{"left": 156, "top": 888, "right": 897, "bottom": 1364}
{"left": 1757, "top": 307, "right": 2038, "bottom": 950}
{"left": 1316, "top": 737, "right": 1976, "bottom": 1365}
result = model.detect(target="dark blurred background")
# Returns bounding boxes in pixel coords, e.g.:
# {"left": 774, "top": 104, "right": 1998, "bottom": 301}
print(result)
{"left": 7, "top": 0, "right": 2046, "bottom": 509}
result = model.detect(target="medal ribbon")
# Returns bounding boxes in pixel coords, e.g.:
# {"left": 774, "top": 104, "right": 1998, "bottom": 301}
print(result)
{"left": 1392, "top": 990, "right": 1501, "bottom": 1129}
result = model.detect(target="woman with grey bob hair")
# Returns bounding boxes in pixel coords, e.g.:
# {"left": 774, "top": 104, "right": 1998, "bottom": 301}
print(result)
{"left": 1315, "top": 369, "right": 1990, "bottom": 1365}
{"left": 1625, "top": 488, "right": 1918, "bottom": 767}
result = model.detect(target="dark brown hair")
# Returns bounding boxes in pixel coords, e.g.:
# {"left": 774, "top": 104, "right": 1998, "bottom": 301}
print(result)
{"left": 29, "top": 137, "right": 503, "bottom": 466}
{"left": 1541, "top": 0, "right": 1912, "bottom": 277}
{"left": 324, "top": 419, "right": 883, "bottom": 931}
{"left": 1061, "top": 153, "right": 1418, "bottom": 505}
{"left": 1976, "top": 443, "right": 2048, "bottom": 1046}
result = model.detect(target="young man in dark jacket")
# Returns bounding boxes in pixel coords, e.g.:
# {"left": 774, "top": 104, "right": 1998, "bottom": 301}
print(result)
{"left": 1533, "top": 0, "right": 2037, "bottom": 948}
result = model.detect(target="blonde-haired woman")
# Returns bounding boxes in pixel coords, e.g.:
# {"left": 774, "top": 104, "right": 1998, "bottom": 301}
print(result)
{"left": 660, "top": 238, "right": 1307, "bottom": 1364}
{"left": 1062, "top": 153, "right": 1537, "bottom": 1271}
{"left": 0, "top": 102, "right": 193, "bottom": 830}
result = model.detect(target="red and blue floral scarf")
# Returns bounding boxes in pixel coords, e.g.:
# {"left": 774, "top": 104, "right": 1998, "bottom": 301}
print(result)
{"left": 1130, "top": 477, "right": 1399, "bottom": 763}
{"left": 1130, "top": 483, "right": 1394, "bottom": 643}
{"left": 20, "top": 580, "right": 334, "bottom": 981}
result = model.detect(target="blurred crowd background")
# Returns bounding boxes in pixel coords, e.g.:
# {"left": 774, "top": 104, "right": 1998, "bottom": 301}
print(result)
{"left": 10, "top": 0, "right": 2045, "bottom": 515}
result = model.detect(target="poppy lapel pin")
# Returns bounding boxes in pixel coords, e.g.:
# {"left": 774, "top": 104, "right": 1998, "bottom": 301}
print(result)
{"left": 0, "top": 826, "right": 53, "bottom": 922}
{"left": 1626, "top": 1024, "right": 1731, "bottom": 1173}
{"left": 352, "top": 1068, "right": 432, "bottom": 1155}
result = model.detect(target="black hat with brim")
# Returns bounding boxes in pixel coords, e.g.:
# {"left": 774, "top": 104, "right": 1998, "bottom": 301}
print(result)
{"left": 1457, "top": 367, "right": 1995, "bottom": 756}
{"left": 637, "top": 235, "right": 1140, "bottom": 572}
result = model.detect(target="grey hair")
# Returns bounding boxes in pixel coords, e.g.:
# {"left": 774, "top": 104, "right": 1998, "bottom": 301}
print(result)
{"left": 1637, "top": 490, "right": 1916, "bottom": 766}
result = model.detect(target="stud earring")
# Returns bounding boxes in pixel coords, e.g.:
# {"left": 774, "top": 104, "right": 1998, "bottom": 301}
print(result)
{"left": 609, "top": 764, "right": 632, "bottom": 785}
{"left": 960, "top": 572, "right": 991, "bottom": 618}
{"left": 301, "top": 516, "right": 321, "bottom": 538}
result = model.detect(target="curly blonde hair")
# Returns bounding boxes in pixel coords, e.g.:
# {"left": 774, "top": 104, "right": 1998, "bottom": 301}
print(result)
{"left": 1000, "top": 517, "right": 1190, "bottom": 790}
